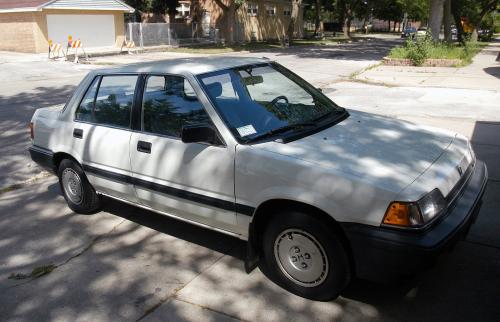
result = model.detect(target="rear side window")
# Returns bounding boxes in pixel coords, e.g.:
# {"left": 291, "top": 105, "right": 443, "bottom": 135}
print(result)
{"left": 142, "top": 75, "right": 212, "bottom": 137}
{"left": 75, "top": 75, "right": 138, "bottom": 128}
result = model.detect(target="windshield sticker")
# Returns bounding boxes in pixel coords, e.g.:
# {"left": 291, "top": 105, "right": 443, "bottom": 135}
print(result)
{"left": 237, "top": 125, "right": 257, "bottom": 137}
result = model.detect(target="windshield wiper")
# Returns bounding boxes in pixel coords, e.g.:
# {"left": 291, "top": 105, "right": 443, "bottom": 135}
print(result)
{"left": 311, "top": 109, "right": 344, "bottom": 123}
{"left": 244, "top": 122, "right": 316, "bottom": 143}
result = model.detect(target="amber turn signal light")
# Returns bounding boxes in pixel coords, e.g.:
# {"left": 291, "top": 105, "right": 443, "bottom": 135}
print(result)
{"left": 383, "top": 202, "right": 411, "bottom": 226}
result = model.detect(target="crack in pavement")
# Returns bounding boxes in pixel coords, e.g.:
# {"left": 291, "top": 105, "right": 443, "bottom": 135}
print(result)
{"left": 5, "top": 218, "right": 127, "bottom": 289}
{"left": 173, "top": 297, "right": 247, "bottom": 322}
{"left": 0, "top": 171, "right": 52, "bottom": 196}
{"left": 135, "top": 252, "right": 229, "bottom": 322}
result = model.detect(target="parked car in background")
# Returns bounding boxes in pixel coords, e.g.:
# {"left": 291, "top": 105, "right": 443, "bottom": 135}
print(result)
{"left": 401, "top": 27, "right": 417, "bottom": 39}
{"left": 451, "top": 26, "right": 458, "bottom": 40}
{"left": 416, "top": 26, "right": 428, "bottom": 38}
{"left": 478, "top": 28, "right": 493, "bottom": 41}
{"left": 29, "top": 57, "right": 487, "bottom": 301}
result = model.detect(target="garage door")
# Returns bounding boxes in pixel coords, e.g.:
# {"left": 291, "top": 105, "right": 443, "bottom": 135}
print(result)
{"left": 47, "top": 14, "right": 115, "bottom": 47}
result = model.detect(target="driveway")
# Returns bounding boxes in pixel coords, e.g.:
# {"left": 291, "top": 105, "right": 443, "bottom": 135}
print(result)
{"left": 0, "top": 37, "right": 400, "bottom": 189}
{"left": 1, "top": 171, "right": 499, "bottom": 321}
{"left": 0, "top": 53, "right": 96, "bottom": 188}
{"left": 1, "top": 35, "right": 499, "bottom": 321}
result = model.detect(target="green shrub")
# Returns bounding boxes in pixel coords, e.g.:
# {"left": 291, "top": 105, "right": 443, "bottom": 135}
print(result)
{"left": 388, "top": 30, "right": 486, "bottom": 67}
{"left": 405, "top": 34, "right": 433, "bottom": 66}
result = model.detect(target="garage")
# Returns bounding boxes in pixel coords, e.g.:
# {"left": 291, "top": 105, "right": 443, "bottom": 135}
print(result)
{"left": 47, "top": 14, "right": 116, "bottom": 47}
{"left": 0, "top": 0, "right": 134, "bottom": 53}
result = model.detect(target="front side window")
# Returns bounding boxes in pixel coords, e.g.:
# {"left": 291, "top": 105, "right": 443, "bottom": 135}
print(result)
{"left": 142, "top": 75, "right": 212, "bottom": 138}
{"left": 198, "top": 63, "right": 344, "bottom": 142}
{"left": 283, "top": 7, "right": 291, "bottom": 16}
{"left": 75, "top": 75, "right": 137, "bottom": 128}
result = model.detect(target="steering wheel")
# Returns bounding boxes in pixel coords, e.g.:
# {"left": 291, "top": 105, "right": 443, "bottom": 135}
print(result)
{"left": 270, "top": 95, "right": 289, "bottom": 107}
{"left": 257, "top": 96, "right": 290, "bottom": 130}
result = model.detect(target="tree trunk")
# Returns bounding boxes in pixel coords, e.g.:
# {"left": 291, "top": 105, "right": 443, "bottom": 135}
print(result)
{"left": 227, "top": 2, "right": 236, "bottom": 43}
{"left": 443, "top": 0, "right": 452, "bottom": 42}
{"left": 428, "top": 0, "right": 445, "bottom": 41}
{"left": 287, "top": 0, "right": 302, "bottom": 45}
{"left": 387, "top": 20, "right": 390, "bottom": 32}
{"left": 314, "top": 0, "right": 321, "bottom": 36}
{"left": 344, "top": 15, "right": 352, "bottom": 38}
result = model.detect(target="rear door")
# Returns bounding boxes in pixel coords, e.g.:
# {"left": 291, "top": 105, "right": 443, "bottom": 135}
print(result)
{"left": 129, "top": 74, "right": 237, "bottom": 232}
{"left": 73, "top": 74, "right": 138, "bottom": 201}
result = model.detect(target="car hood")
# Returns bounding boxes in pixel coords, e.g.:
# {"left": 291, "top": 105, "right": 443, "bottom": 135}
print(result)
{"left": 253, "top": 110, "right": 456, "bottom": 193}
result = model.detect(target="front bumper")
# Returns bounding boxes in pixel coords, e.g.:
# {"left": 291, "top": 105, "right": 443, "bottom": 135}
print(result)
{"left": 342, "top": 160, "right": 488, "bottom": 281}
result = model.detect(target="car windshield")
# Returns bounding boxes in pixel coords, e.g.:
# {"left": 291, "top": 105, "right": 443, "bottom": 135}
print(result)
{"left": 197, "top": 63, "right": 345, "bottom": 142}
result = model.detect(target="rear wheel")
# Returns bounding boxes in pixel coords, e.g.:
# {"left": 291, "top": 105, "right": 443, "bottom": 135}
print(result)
{"left": 261, "top": 210, "right": 351, "bottom": 301}
{"left": 58, "top": 159, "right": 100, "bottom": 214}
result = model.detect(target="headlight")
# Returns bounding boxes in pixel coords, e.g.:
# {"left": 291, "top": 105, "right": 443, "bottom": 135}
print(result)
{"left": 382, "top": 188, "right": 447, "bottom": 228}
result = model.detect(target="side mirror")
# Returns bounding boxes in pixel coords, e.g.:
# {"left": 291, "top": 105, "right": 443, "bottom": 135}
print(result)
{"left": 181, "top": 124, "right": 219, "bottom": 145}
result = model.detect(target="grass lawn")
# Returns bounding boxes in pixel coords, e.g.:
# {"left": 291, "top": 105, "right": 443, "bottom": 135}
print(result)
{"left": 162, "top": 35, "right": 358, "bottom": 54}
{"left": 389, "top": 41, "right": 488, "bottom": 66}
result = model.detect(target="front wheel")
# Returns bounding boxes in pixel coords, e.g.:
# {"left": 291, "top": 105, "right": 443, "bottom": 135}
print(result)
{"left": 58, "top": 159, "right": 100, "bottom": 214}
{"left": 261, "top": 210, "right": 351, "bottom": 301}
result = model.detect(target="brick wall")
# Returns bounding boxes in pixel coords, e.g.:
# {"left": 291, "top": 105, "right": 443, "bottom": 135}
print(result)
{"left": 0, "top": 10, "right": 127, "bottom": 53}
{"left": 196, "top": 0, "right": 304, "bottom": 42}
{"left": 0, "top": 13, "right": 37, "bottom": 53}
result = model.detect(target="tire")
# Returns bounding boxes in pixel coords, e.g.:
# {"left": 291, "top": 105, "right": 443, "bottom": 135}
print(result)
{"left": 57, "top": 159, "right": 100, "bottom": 214}
{"left": 261, "top": 210, "right": 351, "bottom": 301}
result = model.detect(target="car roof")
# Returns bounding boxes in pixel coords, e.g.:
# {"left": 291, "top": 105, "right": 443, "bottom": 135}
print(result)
{"left": 91, "top": 56, "right": 271, "bottom": 77}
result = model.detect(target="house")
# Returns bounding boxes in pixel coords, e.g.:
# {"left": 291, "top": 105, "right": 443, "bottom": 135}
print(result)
{"left": 0, "top": 0, "right": 134, "bottom": 53}
{"left": 192, "top": 0, "right": 304, "bottom": 42}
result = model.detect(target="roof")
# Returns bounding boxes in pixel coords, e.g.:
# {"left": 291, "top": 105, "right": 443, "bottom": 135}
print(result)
{"left": 92, "top": 57, "right": 271, "bottom": 77}
{"left": 0, "top": 0, "right": 134, "bottom": 13}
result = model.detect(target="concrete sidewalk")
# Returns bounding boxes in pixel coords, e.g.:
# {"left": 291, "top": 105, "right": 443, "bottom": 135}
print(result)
{"left": 1, "top": 131, "right": 499, "bottom": 322}
{"left": 354, "top": 39, "right": 500, "bottom": 90}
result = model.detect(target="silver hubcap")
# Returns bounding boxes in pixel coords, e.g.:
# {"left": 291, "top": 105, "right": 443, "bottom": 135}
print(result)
{"left": 62, "top": 168, "right": 83, "bottom": 204}
{"left": 274, "top": 229, "right": 329, "bottom": 287}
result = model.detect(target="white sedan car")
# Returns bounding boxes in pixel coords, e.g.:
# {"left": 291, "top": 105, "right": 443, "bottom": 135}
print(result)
{"left": 29, "top": 57, "right": 487, "bottom": 301}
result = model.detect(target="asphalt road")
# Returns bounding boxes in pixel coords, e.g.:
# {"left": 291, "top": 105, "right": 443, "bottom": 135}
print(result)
{"left": 1, "top": 36, "right": 499, "bottom": 321}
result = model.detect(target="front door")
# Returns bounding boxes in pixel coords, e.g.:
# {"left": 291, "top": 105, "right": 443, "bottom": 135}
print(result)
{"left": 129, "top": 74, "right": 236, "bottom": 232}
{"left": 73, "top": 74, "right": 138, "bottom": 201}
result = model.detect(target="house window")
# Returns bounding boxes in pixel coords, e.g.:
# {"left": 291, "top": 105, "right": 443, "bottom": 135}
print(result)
{"left": 283, "top": 7, "right": 291, "bottom": 17}
{"left": 266, "top": 5, "right": 276, "bottom": 16}
{"left": 176, "top": 2, "right": 190, "bottom": 18}
{"left": 247, "top": 3, "right": 258, "bottom": 16}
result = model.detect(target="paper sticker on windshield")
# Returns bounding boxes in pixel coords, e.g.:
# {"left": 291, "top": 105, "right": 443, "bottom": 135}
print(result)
{"left": 237, "top": 125, "right": 257, "bottom": 137}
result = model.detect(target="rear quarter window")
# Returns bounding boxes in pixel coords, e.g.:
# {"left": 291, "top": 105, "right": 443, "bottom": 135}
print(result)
{"left": 75, "top": 75, "right": 138, "bottom": 129}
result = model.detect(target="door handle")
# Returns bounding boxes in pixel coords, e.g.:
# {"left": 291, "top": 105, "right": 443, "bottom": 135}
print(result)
{"left": 73, "top": 128, "right": 83, "bottom": 139}
{"left": 137, "top": 140, "right": 152, "bottom": 154}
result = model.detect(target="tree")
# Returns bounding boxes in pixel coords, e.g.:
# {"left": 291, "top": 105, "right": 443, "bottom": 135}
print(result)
{"left": 287, "top": 0, "right": 304, "bottom": 43}
{"left": 151, "top": 0, "right": 179, "bottom": 22}
{"left": 337, "top": 0, "right": 364, "bottom": 37}
{"left": 443, "top": 0, "right": 452, "bottom": 41}
{"left": 314, "top": 0, "right": 322, "bottom": 36}
{"left": 401, "top": 0, "right": 429, "bottom": 23}
{"left": 428, "top": 0, "right": 445, "bottom": 40}
{"left": 373, "top": 0, "right": 404, "bottom": 32}
{"left": 452, "top": 0, "right": 499, "bottom": 41}
{"left": 122, "top": 0, "right": 179, "bottom": 22}
{"left": 197, "top": 0, "right": 245, "bottom": 43}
